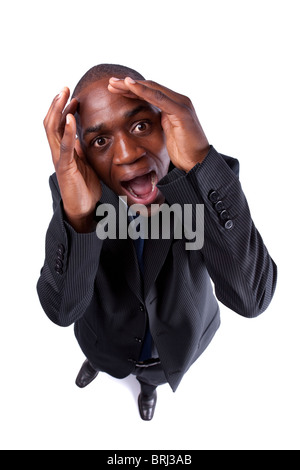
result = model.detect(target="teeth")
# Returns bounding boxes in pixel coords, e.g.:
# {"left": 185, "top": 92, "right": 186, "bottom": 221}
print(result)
{"left": 128, "top": 186, "right": 138, "bottom": 197}
{"left": 127, "top": 173, "right": 156, "bottom": 198}
{"left": 151, "top": 173, "right": 155, "bottom": 192}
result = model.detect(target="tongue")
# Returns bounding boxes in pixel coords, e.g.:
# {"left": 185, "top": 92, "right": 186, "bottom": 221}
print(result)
{"left": 128, "top": 174, "right": 152, "bottom": 197}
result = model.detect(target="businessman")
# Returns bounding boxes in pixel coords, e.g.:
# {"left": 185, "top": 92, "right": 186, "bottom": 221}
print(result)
{"left": 37, "top": 63, "right": 277, "bottom": 420}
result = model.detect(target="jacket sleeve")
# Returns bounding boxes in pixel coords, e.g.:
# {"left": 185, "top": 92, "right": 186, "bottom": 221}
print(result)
{"left": 157, "top": 146, "right": 277, "bottom": 318}
{"left": 36, "top": 173, "right": 104, "bottom": 327}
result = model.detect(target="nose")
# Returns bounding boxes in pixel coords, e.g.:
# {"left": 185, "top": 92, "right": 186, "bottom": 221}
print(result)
{"left": 113, "top": 133, "right": 146, "bottom": 165}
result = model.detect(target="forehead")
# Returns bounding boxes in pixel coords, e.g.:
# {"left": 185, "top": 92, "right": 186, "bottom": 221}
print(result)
{"left": 77, "top": 79, "right": 155, "bottom": 130}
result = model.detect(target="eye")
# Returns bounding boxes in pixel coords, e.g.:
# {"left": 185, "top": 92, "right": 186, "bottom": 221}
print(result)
{"left": 93, "top": 136, "right": 108, "bottom": 148}
{"left": 132, "top": 121, "right": 151, "bottom": 134}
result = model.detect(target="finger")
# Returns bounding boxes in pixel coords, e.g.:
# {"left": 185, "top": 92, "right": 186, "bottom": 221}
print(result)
{"left": 144, "top": 80, "right": 190, "bottom": 104}
{"left": 108, "top": 78, "right": 138, "bottom": 99}
{"left": 59, "top": 98, "right": 79, "bottom": 136}
{"left": 43, "top": 91, "right": 64, "bottom": 126}
{"left": 109, "top": 77, "right": 187, "bottom": 104}
{"left": 109, "top": 78, "right": 166, "bottom": 100}
{"left": 44, "top": 88, "right": 72, "bottom": 165}
{"left": 108, "top": 85, "right": 137, "bottom": 99}
{"left": 75, "top": 136, "right": 85, "bottom": 159}
{"left": 43, "top": 87, "right": 70, "bottom": 130}
{"left": 62, "top": 98, "right": 78, "bottom": 121}
{"left": 110, "top": 77, "right": 181, "bottom": 115}
{"left": 58, "top": 113, "right": 76, "bottom": 168}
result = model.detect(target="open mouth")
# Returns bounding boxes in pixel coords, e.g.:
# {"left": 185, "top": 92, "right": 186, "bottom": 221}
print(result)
{"left": 121, "top": 171, "right": 159, "bottom": 205}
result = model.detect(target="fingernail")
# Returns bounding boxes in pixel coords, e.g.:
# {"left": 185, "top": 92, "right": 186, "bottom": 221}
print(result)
{"left": 110, "top": 77, "right": 121, "bottom": 81}
{"left": 66, "top": 114, "right": 70, "bottom": 125}
{"left": 57, "top": 88, "right": 65, "bottom": 99}
{"left": 126, "top": 77, "right": 136, "bottom": 84}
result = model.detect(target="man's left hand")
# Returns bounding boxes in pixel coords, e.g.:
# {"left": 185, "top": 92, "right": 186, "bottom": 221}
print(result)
{"left": 108, "top": 77, "right": 210, "bottom": 172}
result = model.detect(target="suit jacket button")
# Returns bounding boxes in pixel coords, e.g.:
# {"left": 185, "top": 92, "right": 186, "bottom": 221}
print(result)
{"left": 208, "top": 190, "right": 219, "bottom": 203}
{"left": 224, "top": 220, "right": 234, "bottom": 230}
{"left": 139, "top": 304, "right": 145, "bottom": 312}
{"left": 215, "top": 200, "right": 224, "bottom": 212}
{"left": 56, "top": 250, "right": 64, "bottom": 260}
{"left": 220, "top": 210, "right": 229, "bottom": 221}
{"left": 57, "top": 243, "right": 65, "bottom": 254}
{"left": 55, "top": 259, "right": 63, "bottom": 268}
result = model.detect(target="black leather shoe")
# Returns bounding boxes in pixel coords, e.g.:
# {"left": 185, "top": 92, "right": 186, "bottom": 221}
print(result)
{"left": 75, "top": 359, "right": 99, "bottom": 388}
{"left": 138, "top": 390, "right": 157, "bottom": 421}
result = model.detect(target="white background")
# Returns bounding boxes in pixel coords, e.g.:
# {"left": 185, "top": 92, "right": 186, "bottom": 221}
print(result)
{"left": 0, "top": 0, "right": 299, "bottom": 450}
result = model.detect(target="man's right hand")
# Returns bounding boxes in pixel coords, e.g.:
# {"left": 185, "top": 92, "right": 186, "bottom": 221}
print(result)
{"left": 44, "top": 88, "right": 102, "bottom": 232}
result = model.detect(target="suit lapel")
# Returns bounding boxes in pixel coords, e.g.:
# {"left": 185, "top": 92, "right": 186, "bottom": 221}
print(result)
{"left": 121, "top": 238, "right": 144, "bottom": 302}
{"left": 143, "top": 209, "right": 177, "bottom": 299}
{"left": 143, "top": 235, "right": 173, "bottom": 300}
{"left": 99, "top": 184, "right": 176, "bottom": 302}
{"left": 100, "top": 185, "right": 144, "bottom": 302}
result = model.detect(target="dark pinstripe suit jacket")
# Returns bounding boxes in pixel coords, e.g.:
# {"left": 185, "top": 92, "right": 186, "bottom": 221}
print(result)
{"left": 37, "top": 146, "right": 277, "bottom": 391}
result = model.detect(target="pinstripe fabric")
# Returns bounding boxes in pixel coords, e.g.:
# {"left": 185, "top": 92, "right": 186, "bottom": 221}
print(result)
{"left": 157, "top": 146, "right": 276, "bottom": 317}
{"left": 37, "top": 146, "right": 277, "bottom": 391}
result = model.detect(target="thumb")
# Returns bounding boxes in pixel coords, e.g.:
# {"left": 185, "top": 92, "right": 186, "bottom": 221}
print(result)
{"left": 75, "top": 135, "right": 85, "bottom": 159}
{"left": 59, "top": 114, "right": 76, "bottom": 167}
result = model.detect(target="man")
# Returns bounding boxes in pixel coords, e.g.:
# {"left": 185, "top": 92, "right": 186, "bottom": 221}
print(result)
{"left": 37, "top": 64, "right": 277, "bottom": 421}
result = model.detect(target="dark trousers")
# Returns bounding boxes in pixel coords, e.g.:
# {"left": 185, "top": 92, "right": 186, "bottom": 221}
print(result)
{"left": 131, "top": 361, "right": 167, "bottom": 395}
{"left": 89, "top": 358, "right": 167, "bottom": 396}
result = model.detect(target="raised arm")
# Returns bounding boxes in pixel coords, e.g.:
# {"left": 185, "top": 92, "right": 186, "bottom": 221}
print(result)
{"left": 108, "top": 78, "right": 277, "bottom": 317}
{"left": 37, "top": 89, "right": 104, "bottom": 326}
{"left": 43, "top": 87, "right": 102, "bottom": 233}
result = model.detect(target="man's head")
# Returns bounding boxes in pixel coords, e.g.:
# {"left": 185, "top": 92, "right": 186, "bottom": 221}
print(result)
{"left": 72, "top": 64, "right": 170, "bottom": 209}
{"left": 72, "top": 64, "right": 145, "bottom": 98}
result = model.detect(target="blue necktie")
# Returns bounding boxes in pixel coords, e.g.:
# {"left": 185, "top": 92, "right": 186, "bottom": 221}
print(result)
{"left": 133, "top": 236, "right": 144, "bottom": 276}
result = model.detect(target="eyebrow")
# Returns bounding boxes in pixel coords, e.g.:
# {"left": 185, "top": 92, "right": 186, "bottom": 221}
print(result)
{"left": 83, "top": 123, "right": 105, "bottom": 138}
{"left": 83, "top": 105, "right": 155, "bottom": 139}
{"left": 123, "top": 104, "right": 153, "bottom": 119}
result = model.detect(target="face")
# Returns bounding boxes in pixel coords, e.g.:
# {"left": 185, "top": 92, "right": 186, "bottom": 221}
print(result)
{"left": 76, "top": 79, "right": 170, "bottom": 213}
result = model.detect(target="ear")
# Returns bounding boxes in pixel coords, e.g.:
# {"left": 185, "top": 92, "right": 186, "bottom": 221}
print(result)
{"left": 75, "top": 136, "right": 85, "bottom": 158}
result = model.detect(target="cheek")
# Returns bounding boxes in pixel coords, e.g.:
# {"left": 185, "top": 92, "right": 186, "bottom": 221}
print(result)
{"left": 155, "top": 139, "right": 170, "bottom": 167}
{"left": 149, "top": 131, "right": 168, "bottom": 157}
{"left": 86, "top": 153, "right": 112, "bottom": 182}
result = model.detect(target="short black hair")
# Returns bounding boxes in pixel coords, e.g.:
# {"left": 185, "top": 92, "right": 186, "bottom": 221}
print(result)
{"left": 72, "top": 63, "right": 145, "bottom": 98}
